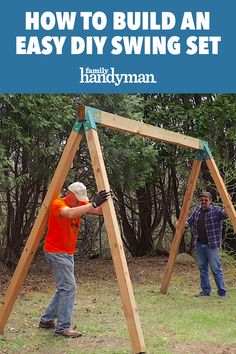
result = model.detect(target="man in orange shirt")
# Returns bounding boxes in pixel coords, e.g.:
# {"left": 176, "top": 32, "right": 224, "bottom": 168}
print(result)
{"left": 39, "top": 182, "right": 109, "bottom": 338}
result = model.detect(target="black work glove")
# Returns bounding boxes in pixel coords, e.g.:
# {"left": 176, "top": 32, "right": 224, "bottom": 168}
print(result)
{"left": 92, "top": 190, "right": 110, "bottom": 208}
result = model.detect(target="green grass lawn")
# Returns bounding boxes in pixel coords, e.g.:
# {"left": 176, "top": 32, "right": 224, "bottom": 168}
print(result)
{"left": 1, "top": 255, "right": 236, "bottom": 353}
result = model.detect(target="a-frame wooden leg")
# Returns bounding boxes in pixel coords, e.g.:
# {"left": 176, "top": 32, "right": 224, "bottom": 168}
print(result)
{"left": 0, "top": 131, "right": 83, "bottom": 333}
{"left": 206, "top": 157, "right": 236, "bottom": 232}
{"left": 160, "top": 159, "right": 202, "bottom": 294}
{"left": 85, "top": 128, "right": 146, "bottom": 354}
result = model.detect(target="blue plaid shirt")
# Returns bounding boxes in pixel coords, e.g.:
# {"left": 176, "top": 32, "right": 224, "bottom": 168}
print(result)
{"left": 186, "top": 205, "right": 227, "bottom": 248}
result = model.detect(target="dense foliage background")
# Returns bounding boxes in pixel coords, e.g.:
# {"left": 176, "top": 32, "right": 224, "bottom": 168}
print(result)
{"left": 0, "top": 93, "right": 235, "bottom": 265}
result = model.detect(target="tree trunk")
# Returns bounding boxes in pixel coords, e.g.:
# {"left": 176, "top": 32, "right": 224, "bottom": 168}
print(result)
{"left": 136, "top": 185, "right": 154, "bottom": 256}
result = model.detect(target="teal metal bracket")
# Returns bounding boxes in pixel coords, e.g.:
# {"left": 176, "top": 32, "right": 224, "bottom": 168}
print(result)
{"left": 72, "top": 121, "right": 84, "bottom": 134}
{"left": 195, "top": 140, "right": 213, "bottom": 160}
{"left": 72, "top": 106, "right": 102, "bottom": 134}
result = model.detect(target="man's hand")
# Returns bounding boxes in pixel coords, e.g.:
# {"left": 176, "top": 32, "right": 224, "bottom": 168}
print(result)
{"left": 176, "top": 220, "right": 189, "bottom": 228}
{"left": 92, "top": 190, "right": 110, "bottom": 208}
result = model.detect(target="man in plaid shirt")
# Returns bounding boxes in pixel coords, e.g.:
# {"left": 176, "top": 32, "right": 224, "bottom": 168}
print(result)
{"left": 186, "top": 191, "right": 228, "bottom": 298}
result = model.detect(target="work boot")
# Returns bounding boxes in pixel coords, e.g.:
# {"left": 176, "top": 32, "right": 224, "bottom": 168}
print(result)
{"left": 55, "top": 329, "right": 82, "bottom": 338}
{"left": 195, "top": 291, "right": 210, "bottom": 297}
{"left": 39, "top": 320, "right": 55, "bottom": 329}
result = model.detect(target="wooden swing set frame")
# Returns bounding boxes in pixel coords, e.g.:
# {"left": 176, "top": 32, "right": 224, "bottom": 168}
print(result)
{"left": 0, "top": 105, "right": 235, "bottom": 353}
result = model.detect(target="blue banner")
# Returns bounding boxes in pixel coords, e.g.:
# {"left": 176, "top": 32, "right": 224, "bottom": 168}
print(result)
{"left": 0, "top": 1, "right": 235, "bottom": 93}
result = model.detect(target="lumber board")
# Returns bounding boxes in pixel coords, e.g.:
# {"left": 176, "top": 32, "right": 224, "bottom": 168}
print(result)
{"left": 97, "top": 109, "right": 201, "bottom": 150}
{"left": 160, "top": 159, "right": 202, "bottom": 294}
{"left": 206, "top": 158, "right": 236, "bottom": 232}
{"left": 85, "top": 128, "right": 146, "bottom": 354}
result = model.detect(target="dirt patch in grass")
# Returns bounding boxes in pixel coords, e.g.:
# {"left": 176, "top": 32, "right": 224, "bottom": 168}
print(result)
{"left": 65, "top": 335, "right": 126, "bottom": 351}
{"left": 12, "top": 335, "right": 126, "bottom": 354}
{"left": 1, "top": 253, "right": 197, "bottom": 296}
{"left": 172, "top": 341, "right": 236, "bottom": 354}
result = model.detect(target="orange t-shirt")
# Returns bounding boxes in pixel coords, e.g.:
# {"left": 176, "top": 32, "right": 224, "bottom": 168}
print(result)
{"left": 44, "top": 198, "right": 87, "bottom": 255}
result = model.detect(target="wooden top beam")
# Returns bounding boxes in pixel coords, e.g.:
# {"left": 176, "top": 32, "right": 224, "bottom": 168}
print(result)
{"left": 85, "top": 107, "right": 202, "bottom": 150}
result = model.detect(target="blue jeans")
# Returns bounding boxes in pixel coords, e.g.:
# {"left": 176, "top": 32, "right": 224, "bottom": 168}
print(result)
{"left": 40, "top": 252, "right": 77, "bottom": 333}
{"left": 196, "top": 243, "right": 226, "bottom": 296}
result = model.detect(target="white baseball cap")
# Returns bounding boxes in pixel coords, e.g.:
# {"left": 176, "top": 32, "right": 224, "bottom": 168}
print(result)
{"left": 68, "top": 182, "right": 89, "bottom": 202}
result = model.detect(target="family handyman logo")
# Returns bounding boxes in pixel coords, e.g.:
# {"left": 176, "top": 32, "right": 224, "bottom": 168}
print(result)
{"left": 79, "top": 67, "right": 157, "bottom": 86}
